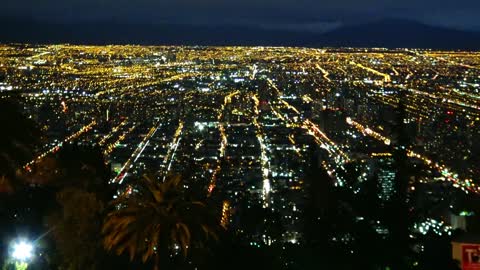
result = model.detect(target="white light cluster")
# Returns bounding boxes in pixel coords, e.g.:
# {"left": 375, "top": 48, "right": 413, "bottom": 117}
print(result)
{"left": 414, "top": 218, "right": 452, "bottom": 236}
{"left": 11, "top": 240, "right": 34, "bottom": 261}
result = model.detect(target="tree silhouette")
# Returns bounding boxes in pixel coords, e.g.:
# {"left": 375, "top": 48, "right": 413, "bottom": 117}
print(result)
{"left": 0, "top": 98, "right": 41, "bottom": 191}
{"left": 0, "top": 98, "right": 41, "bottom": 264}
{"left": 45, "top": 187, "right": 105, "bottom": 270}
{"left": 102, "top": 175, "right": 220, "bottom": 270}
{"left": 387, "top": 91, "right": 414, "bottom": 269}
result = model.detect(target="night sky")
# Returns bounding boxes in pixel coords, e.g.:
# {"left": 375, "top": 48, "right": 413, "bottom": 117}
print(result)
{"left": 2, "top": 0, "right": 480, "bottom": 32}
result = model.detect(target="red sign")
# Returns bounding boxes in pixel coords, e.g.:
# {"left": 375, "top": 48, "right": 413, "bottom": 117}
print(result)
{"left": 463, "top": 245, "right": 480, "bottom": 270}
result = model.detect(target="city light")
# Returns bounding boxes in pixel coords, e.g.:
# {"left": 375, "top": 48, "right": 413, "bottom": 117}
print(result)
{"left": 194, "top": 122, "right": 205, "bottom": 131}
{"left": 2, "top": 44, "right": 480, "bottom": 255}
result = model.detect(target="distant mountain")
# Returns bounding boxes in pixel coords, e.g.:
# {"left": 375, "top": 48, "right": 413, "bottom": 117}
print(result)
{"left": 313, "top": 19, "right": 480, "bottom": 49}
{"left": 0, "top": 17, "right": 308, "bottom": 46}
{"left": 1, "top": 17, "right": 479, "bottom": 49}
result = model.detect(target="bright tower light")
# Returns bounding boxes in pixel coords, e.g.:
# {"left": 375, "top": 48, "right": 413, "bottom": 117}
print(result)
{"left": 11, "top": 240, "right": 34, "bottom": 261}
{"left": 194, "top": 122, "right": 205, "bottom": 131}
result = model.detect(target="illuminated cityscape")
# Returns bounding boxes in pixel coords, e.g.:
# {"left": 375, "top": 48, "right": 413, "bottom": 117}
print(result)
{"left": 1, "top": 44, "right": 480, "bottom": 269}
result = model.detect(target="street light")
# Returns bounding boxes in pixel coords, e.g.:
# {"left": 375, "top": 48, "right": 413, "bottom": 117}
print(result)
{"left": 6, "top": 239, "right": 34, "bottom": 270}
{"left": 6, "top": 228, "right": 54, "bottom": 269}
{"left": 11, "top": 240, "right": 34, "bottom": 261}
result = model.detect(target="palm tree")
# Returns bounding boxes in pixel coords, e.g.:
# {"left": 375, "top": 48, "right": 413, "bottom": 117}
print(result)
{"left": 102, "top": 175, "right": 219, "bottom": 270}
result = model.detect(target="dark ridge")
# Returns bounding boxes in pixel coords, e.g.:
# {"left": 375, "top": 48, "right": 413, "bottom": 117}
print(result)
{"left": 1, "top": 17, "right": 479, "bottom": 49}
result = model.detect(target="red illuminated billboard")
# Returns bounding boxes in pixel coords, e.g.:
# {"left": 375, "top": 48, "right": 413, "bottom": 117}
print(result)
{"left": 463, "top": 245, "right": 480, "bottom": 270}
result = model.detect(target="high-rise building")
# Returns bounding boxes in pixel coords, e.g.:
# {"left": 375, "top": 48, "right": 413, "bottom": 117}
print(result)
{"left": 373, "top": 156, "right": 396, "bottom": 202}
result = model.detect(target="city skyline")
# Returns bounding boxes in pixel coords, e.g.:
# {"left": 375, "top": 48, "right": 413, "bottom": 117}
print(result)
{"left": 1, "top": 44, "right": 478, "bottom": 229}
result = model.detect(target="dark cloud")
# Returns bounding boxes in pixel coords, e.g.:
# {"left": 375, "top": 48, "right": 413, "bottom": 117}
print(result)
{"left": 1, "top": 0, "right": 480, "bottom": 31}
